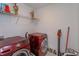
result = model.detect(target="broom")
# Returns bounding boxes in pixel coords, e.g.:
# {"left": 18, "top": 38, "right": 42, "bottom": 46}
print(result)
{"left": 65, "top": 26, "right": 70, "bottom": 52}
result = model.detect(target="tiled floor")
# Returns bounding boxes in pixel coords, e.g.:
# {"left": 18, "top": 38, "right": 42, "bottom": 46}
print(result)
{"left": 46, "top": 52, "right": 57, "bottom": 56}
{"left": 30, "top": 51, "right": 57, "bottom": 56}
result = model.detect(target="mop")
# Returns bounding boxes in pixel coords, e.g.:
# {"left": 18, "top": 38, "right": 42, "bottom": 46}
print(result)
{"left": 57, "top": 29, "right": 62, "bottom": 56}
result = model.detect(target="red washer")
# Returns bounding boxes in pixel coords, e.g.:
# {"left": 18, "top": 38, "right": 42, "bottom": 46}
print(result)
{"left": 29, "top": 33, "right": 48, "bottom": 56}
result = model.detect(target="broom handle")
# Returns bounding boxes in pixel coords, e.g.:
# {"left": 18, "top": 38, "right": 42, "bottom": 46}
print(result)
{"left": 65, "top": 27, "right": 70, "bottom": 52}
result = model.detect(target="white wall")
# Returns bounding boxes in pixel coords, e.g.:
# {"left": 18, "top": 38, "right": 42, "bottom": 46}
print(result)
{"left": 0, "top": 3, "right": 33, "bottom": 38}
{"left": 34, "top": 4, "right": 79, "bottom": 52}
{"left": 77, "top": 4, "right": 79, "bottom": 51}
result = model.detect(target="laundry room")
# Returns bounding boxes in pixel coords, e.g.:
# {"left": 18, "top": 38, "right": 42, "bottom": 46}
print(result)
{"left": 0, "top": 3, "right": 79, "bottom": 56}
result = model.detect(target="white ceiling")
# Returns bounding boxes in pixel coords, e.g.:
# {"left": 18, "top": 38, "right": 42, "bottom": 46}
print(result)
{"left": 26, "top": 3, "right": 50, "bottom": 9}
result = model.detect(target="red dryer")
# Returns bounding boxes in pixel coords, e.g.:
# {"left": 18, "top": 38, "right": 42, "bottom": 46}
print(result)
{"left": 28, "top": 33, "right": 48, "bottom": 56}
{"left": 0, "top": 36, "right": 31, "bottom": 56}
